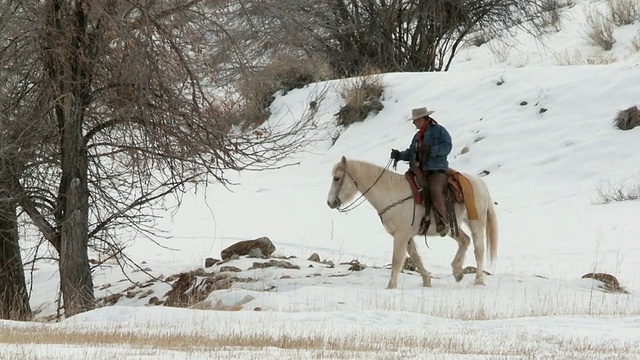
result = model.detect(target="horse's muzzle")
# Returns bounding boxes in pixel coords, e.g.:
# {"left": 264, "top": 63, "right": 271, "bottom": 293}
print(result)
{"left": 327, "top": 199, "right": 341, "bottom": 209}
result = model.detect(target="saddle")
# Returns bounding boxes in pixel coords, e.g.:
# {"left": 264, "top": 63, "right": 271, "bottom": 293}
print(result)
{"left": 405, "top": 168, "right": 479, "bottom": 236}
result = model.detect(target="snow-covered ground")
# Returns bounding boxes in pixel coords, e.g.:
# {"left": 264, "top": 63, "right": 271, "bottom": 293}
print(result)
{"left": 4, "top": 1, "right": 640, "bottom": 358}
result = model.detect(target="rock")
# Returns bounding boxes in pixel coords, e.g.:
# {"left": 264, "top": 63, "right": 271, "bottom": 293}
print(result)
{"left": 193, "top": 268, "right": 209, "bottom": 276}
{"left": 403, "top": 257, "right": 417, "bottom": 272}
{"left": 581, "top": 272, "right": 627, "bottom": 293}
{"left": 219, "top": 266, "right": 242, "bottom": 273}
{"left": 99, "top": 283, "right": 112, "bottom": 290}
{"left": 308, "top": 253, "right": 321, "bottom": 262}
{"left": 99, "top": 293, "right": 122, "bottom": 306}
{"left": 342, "top": 259, "right": 366, "bottom": 271}
{"left": 249, "top": 260, "right": 300, "bottom": 270}
{"left": 462, "top": 266, "right": 492, "bottom": 275}
{"left": 148, "top": 296, "right": 159, "bottom": 305}
{"left": 248, "top": 248, "right": 264, "bottom": 258}
{"left": 138, "top": 289, "right": 154, "bottom": 299}
{"left": 164, "top": 273, "right": 196, "bottom": 307}
{"left": 204, "top": 258, "right": 219, "bottom": 268}
{"left": 221, "top": 237, "right": 276, "bottom": 260}
{"left": 322, "top": 260, "right": 335, "bottom": 268}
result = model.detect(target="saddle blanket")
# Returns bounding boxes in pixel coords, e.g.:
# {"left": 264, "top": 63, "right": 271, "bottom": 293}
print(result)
{"left": 405, "top": 169, "right": 479, "bottom": 220}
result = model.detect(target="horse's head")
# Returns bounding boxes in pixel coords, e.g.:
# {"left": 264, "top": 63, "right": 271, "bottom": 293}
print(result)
{"left": 326, "top": 156, "right": 358, "bottom": 209}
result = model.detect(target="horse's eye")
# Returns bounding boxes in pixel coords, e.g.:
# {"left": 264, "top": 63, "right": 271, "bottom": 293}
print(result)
{"left": 333, "top": 176, "right": 340, "bottom": 182}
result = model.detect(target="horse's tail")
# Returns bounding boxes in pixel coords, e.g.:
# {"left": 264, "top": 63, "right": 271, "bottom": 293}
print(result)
{"left": 485, "top": 198, "right": 498, "bottom": 264}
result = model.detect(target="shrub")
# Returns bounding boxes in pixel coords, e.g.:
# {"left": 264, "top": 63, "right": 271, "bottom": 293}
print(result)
{"left": 585, "top": 54, "right": 618, "bottom": 64}
{"left": 336, "top": 69, "right": 385, "bottom": 127}
{"left": 583, "top": 8, "right": 616, "bottom": 50}
{"left": 614, "top": 105, "right": 640, "bottom": 130}
{"left": 467, "top": 30, "right": 494, "bottom": 47}
{"left": 593, "top": 178, "right": 640, "bottom": 204}
{"left": 607, "top": 0, "right": 639, "bottom": 26}
{"left": 631, "top": 29, "right": 640, "bottom": 52}
{"left": 235, "top": 55, "right": 333, "bottom": 128}
{"left": 539, "top": 0, "right": 565, "bottom": 31}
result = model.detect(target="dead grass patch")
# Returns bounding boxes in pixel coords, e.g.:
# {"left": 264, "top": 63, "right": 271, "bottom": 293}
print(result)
{"left": 631, "top": 29, "right": 640, "bottom": 52}
{"left": 336, "top": 69, "right": 385, "bottom": 127}
{"left": 592, "top": 177, "right": 640, "bottom": 204}
{"left": 607, "top": 0, "right": 639, "bottom": 25}
{"left": 235, "top": 55, "right": 333, "bottom": 128}
{"left": 583, "top": 7, "right": 616, "bottom": 50}
{"left": 2, "top": 322, "right": 638, "bottom": 359}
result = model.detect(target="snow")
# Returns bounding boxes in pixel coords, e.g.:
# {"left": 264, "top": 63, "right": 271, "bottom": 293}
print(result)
{"left": 3, "top": 1, "right": 640, "bottom": 358}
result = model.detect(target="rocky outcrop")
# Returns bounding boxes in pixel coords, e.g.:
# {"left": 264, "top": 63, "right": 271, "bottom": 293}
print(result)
{"left": 221, "top": 237, "right": 276, "bottom": 260}
{"left": 581, "top": 272, "right": 628, "bottom": 293}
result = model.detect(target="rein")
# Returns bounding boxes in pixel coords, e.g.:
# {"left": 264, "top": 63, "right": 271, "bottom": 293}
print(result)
{"left": 338, "top": 159, "right": 393, "bottom": 213}
{"left": 378, "top": 195, "right": 412, "bottom": 217}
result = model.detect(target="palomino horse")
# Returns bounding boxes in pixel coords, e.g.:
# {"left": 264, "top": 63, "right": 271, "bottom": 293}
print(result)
{"left": 326, "top": 156, "right": 498, "bottom": 288}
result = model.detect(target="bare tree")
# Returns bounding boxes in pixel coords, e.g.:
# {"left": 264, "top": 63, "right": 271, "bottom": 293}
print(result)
{"left": 231, "top": 0, "right": 551, "bottom": 76}
{"left": 1, "top": 0, "right": 318, "bottom": 317}
{"left": 0, "top": 154, "right": 32, "bottom": 321}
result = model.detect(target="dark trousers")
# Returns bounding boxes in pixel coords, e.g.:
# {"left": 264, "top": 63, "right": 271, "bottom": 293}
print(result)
{"left": 426, "top": 170, "right": 448, "bottom": 226}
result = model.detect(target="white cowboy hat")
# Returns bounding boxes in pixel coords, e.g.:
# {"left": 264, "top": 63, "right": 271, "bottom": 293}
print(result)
{"left": 409, "top": 107, "right": 435, "bottom": 120}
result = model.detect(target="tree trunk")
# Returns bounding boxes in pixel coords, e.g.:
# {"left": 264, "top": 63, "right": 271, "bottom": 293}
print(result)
{"left": 43, "top": 0, "right": 96, "bottom": 318}
{"left": 0, "top": 174, "right": 32, "bottom": 321}
{"left": 57, "top": 94, "right": 95, "bottom": 317}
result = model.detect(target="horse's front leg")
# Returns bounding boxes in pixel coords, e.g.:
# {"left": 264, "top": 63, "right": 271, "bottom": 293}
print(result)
{"left": 387, "top": 234, "right": 410, "bottom": 289}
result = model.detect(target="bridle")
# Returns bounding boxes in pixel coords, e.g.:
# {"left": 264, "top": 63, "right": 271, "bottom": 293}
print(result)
{"left": 334, "top": 159, "right": 409, "bottom": 215}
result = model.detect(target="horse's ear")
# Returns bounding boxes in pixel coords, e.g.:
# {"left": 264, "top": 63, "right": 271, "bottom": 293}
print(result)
{"left": 341, "top": 156, "right": 347, "bottom": 165}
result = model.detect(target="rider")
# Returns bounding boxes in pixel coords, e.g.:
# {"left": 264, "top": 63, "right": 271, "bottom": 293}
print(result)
{"left": 390, "top": 107, "right": 453, "bottom": 237}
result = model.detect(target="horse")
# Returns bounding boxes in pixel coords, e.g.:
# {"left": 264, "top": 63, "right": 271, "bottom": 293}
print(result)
{"left": 326, "top": 156, "right": 498, "bottom": 289}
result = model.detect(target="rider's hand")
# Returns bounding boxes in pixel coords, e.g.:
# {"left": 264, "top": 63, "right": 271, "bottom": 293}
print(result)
{"left": 390, "top": 149, "right": 400, "bottom": 161}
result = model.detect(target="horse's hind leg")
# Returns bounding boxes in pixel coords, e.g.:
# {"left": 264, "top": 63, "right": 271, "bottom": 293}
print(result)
{"left": 469, "top": 221, "right": 487, "bottom": 286}
{"left": 387, "top": 233, "right": 411, "bottom": 289}
{"left": 451, "top": 229, "right": 471, "bottom": 282}
{"left": 407, "top": 238, "right": 431, "bottom": 287}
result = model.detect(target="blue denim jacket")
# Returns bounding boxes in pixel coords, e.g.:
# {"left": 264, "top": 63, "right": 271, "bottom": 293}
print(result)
{"left": 398, "top": 123, "right": 452, "bottom": 171}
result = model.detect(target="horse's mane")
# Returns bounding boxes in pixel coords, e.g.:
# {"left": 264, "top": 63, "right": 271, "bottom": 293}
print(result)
{"left": 346, "top": 159, "right": 406, "bottom": 187}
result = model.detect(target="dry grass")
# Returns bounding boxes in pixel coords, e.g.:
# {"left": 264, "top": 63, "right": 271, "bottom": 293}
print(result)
{"left": 583, "top": 7, "right": 616, "bottom": 50}
{"left": 607, "top": 0, "right": 640, "bottom": 25}
{"left": 631, "top": 29, "right": 640, "bottom": 52}
{"left": 336, "top": 68, "right": 385, "bottom": 127}
{"left": 487, "top": 40, "right": 512, "bottom": 63}
{"left": 585, "top": 53, "right": 618, "bottom": 64}
{"left": 539, "top": 0, "right": 566, "bottom": 32}
{"left": 235, "top": 55, "right": 333, "bottom": 128}
{"left": 2, "top": 318, "right": 638, "bottom": 360}
{"left": 555, "top": 49, "right": 584, "bottom": 65}
{"left": 592, "top": 177, "right": 640, "bottom": 204}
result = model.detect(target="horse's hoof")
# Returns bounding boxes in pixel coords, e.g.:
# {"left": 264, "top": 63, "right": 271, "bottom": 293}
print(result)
{"left": 454, "top": 273, "right": 464, "bottom": 282}
{"left": 474, "top": 279, "right": 485, "bottom": 286}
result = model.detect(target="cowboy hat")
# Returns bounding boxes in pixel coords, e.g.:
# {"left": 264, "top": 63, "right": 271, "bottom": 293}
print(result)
{"left": 409, "top": 107, "right": 435, "bottom": 120}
